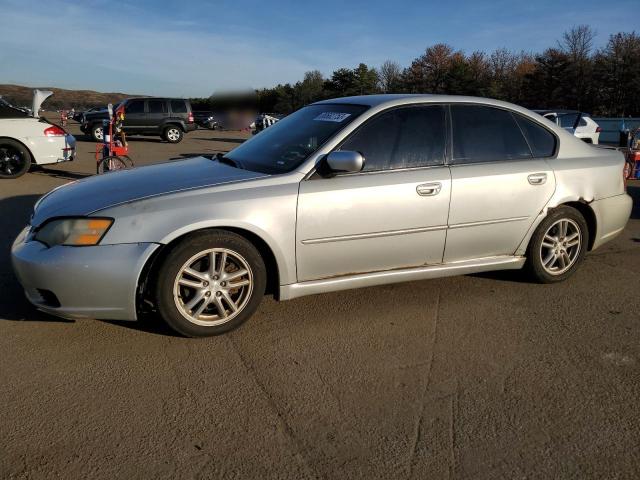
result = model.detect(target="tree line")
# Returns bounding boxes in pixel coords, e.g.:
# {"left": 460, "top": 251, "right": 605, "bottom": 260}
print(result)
{"left": 192, "top": 26, "right": 640, "bottom": 117}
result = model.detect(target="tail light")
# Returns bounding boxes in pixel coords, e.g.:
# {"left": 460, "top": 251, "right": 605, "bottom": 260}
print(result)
{"left": 624, "top": 152, "right": 639, "bottom": 186}
{"left": 44, "top": 125, "right": 66, "bottom": 136}
{"left": 595, "top": 127, "right": 602, "bottom": 133}
{"left": 188, "top": 112, "right": 194, "bottom": 123}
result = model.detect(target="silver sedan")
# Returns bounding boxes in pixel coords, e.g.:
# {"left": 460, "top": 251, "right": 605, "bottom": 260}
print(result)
{"left": 11, "top": 95, "right": 633, "bottom": 336}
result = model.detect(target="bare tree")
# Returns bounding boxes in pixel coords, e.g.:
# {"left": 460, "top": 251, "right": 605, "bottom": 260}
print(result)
{"left": 558, "top": 25, "right": 596, "bottom": 109}
{"left": 379, "top": 60, "right": 402, "bottom": 93}
{"left": 559, "top": 25, "right": 596, "bottom": 61}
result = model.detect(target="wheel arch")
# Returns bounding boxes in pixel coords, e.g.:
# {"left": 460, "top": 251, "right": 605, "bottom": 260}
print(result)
{"left": 560, "top": 200, "right": 597, "bottom": 251}
{"left": 0, "top": 136, "right": 35, "bottom": 164}
{"left": 162, "top": 121, "right": 186, "bottom": 132}
{"left": 136, "top": 226, "right": 282, "bottom": 319}
{"left": 517, "top": 198, "right": 598, "bottom": 256}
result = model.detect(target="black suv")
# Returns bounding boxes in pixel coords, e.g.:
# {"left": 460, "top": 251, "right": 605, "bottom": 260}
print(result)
{"left": 81, "top": 97, "right": 196, "bottom": 143}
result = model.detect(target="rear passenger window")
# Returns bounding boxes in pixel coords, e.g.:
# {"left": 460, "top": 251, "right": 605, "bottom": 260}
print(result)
{"left": 451, "top": 105, "right": 532, "bottom": 164}
{"left": 514, "top": 114, "right": 557, "bottom": 158}
{"left": 340, "top": 105, "right": 446, "bottom": 171}
{"left": 148, "top": 100, "right": 166, "bottom": 114}
{"left": 171, "top": 100, "right": 187, "bottom": 114}
{"left": 125, "top": 100, "right": 145, "bottom": 114}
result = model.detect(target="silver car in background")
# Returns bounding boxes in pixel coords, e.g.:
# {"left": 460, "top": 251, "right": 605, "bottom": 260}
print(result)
{"left": 12, "top": 95, "right": 632, "bottom": 336}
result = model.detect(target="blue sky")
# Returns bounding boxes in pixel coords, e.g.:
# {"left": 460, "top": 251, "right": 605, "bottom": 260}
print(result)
{"left": 0, "top": 0, "right": 637, "bottom": 97}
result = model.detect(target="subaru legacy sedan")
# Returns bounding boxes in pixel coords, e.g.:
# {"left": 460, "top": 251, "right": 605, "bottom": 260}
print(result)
{"left": 12, "top": 95, "right": 632, "bottom": 337}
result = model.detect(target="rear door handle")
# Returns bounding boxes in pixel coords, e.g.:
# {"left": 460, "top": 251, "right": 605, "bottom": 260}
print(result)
{"left": 528, "top": 173, "right": 547, "bottom": 185}
{"left": 416, "top": 182, "right": 442, "bottom": 196}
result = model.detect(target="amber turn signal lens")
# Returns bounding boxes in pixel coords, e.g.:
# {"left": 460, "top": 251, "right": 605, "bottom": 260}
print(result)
{"left": 86, "top": 219, "right": 112, "bottom": 230}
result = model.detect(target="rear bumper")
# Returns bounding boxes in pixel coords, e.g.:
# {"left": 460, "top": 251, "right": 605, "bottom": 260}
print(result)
{"left": 29, "top": 134, "right": 76, "bottom": 165}
{"left": 185, "top": 123, "right": 197, "bottom": 132}
{"left": 11, "top": 227, "right": 159, "bottom": 321}
{"left": 591, "top": 193, "right": 633, "bottom": 250}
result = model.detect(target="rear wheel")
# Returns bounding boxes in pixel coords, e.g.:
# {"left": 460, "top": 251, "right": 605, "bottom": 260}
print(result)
{"left": 525, "top": 206, "right": 589, "bottom": 283}
{"left": 155, "top": 230, "right": 266, "bottom": 337}
{"left": 0, "top": 139, "right": 32, "bottom": 179}
{"left": 163, "top": 126, "right": 183, "bottom": 143}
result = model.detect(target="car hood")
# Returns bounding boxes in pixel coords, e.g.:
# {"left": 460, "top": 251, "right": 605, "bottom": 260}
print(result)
{"left": 31, "top": 157, "right": 267, "bottom": 226}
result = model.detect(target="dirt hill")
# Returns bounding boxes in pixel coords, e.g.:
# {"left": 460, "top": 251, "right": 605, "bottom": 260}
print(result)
{"left": 0, "top": 84, "right": 143, "bottom": 110}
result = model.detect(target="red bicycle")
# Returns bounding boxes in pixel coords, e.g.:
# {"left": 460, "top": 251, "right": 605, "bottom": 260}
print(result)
{"left": 95, "top": 104, "right": 134, "bottom": 174}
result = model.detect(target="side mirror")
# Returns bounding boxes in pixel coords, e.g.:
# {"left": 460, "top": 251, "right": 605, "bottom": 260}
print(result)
{"left": 324, "top": 151, "right": 365, "bottom": 174}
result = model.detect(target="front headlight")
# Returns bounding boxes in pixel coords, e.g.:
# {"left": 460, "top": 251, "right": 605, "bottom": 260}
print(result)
{"left": 34, "top": 218, "right": 113, "bottom": 247}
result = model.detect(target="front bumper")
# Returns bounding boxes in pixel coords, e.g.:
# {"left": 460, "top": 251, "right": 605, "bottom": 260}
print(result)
{"left": 11, "top": 227, "right": 159, "bottom": 321}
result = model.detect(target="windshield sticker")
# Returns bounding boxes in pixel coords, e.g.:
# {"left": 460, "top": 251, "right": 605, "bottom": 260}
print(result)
{"left": 314, "top": 112, "right": 351, "bottom": 122}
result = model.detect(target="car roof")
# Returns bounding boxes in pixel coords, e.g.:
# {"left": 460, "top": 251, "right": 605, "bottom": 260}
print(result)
{"left": 533, "top": 109, "right": 590, "bottom": 116}
{"left": 312, "top": 94, "right": 543, "bottom": 113}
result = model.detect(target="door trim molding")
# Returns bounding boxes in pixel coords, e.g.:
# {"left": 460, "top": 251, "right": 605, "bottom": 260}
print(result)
{"left": 301, "top": 216, "right": 529, "bottom": 244}
{"left": 448, "top": 215, "right": 529, "bottom": 230}
{"left": 300, "top": 225, "right": 447, "bottom": 245}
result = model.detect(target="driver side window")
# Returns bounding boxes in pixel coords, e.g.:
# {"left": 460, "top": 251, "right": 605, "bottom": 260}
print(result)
{"left": 340, "top": 105, "right": 446, "bottom": 171}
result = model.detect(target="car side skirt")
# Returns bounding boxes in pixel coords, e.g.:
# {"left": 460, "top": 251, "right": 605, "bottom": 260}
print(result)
{"left": 279, "top": 255, "right": 526, "bottom": 301}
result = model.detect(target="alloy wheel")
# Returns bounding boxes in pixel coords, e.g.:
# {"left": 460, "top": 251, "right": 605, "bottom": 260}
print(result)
{"left": 93, "top": 126, "right": 104, "bottom": 141}
{"left": 167, "top": 128, "right": 180, "bottom": 141}
{"left": 539, "top": 218, "right": 582, "bottom": 275}
{"left": 0, "top": 145, "right": 26, "bottom": 177}
{"left": 172, "top": 248, "right": 253, "bottom": 326}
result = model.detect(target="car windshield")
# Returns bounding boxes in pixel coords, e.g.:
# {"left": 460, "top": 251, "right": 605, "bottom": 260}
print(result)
{"left": 224, "top": 104, "right": 368, "bottom": 174}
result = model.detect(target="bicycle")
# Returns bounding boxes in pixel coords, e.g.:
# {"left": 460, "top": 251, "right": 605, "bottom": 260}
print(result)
{"left": 95, "top": 104, "right": 134, "bottom": 174}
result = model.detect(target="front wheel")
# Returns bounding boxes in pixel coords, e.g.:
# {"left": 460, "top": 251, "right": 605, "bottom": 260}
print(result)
{"left": 0, "top": 139, "right": 32, "bottom": 179}
{"left": 525, "top": 206, "right": 589, "bottom": 283}
{"left": 623, "top": 160, "right": 634, "bottom": 180}
{"left": 163, "top": 126, "right": 183, "bottom": 144}
{"left": 91, "top": 124, "right": 104, "bottom": 142}
{"left": 155, "top": 230, "right": 266, "bottom": 337}
{"left": 97, "top": 156, "right": 129, "bottom": 174}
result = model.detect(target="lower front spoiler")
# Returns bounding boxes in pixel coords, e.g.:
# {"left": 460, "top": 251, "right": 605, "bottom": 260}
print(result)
{"left": 11, "top": 233, "right": 160, "bottom": 321}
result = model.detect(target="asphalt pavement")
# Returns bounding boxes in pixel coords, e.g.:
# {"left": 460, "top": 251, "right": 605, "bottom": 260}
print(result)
{"left": 1, "top": 122, "right": 639, "bottom": 479}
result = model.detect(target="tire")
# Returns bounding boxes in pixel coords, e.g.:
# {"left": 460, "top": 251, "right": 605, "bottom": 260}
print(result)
{"left": 0, "top": 139, "right": 32, "bottom": 179}
{"left": 525, "top": 206, "right": 589, "bottom": 283}
{"left": 91, "top": 124, "right": 104, "bottom": 142}
{"left": 623, "top": 160, "right": 634, "bottom": 180}
{"left": 163, "top": 126, "right": 183, "bottom": 144}
{"left": 155, "top": 230, "right": 266, "bottom": 337}
{"left": 97, "top": 156, "right": 128, "bottom": 174}
{"left": 120, "top": 155, "right": 135, "bottom": 168}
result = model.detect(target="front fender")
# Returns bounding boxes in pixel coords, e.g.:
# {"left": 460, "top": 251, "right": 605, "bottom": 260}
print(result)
{"left": 95, "top": 178, "right": 301, "bottom": 285}
{"left": 157, "top": 219, "right": 294, "bottom": 285}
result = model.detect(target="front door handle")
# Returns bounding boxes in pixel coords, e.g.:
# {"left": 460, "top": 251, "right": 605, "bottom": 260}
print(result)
{"left": 528, "top": 173, "right": 547, "bottom": 185}
{"left": 416, "top": 182, "right": 442, "bottom": 196}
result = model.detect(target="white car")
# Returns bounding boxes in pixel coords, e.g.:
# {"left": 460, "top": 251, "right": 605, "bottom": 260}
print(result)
{"left": 535, "top": 110, "right": 601, "bottom": 144}
{"left": 0, "top": 90, "right": 76, "bottom": 179}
